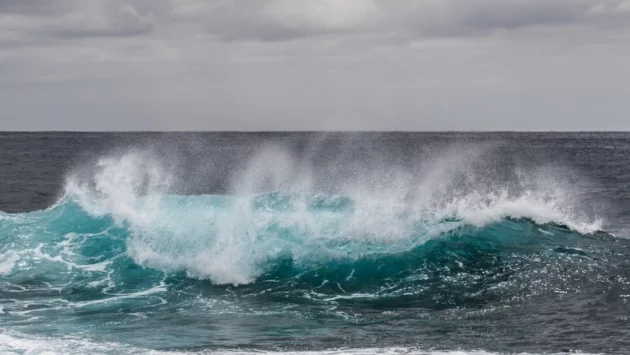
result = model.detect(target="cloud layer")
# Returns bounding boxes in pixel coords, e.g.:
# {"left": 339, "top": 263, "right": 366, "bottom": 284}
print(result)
{"left": 1, "top": 1, "right": 630, "bottom": 130}
{"left": 4, "top": 0, "right": 630, "bottom": 42}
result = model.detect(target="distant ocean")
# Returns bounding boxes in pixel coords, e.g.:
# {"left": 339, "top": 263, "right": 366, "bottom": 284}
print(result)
{"left": 1, "top": 132, "right": 629, "bottom": 355}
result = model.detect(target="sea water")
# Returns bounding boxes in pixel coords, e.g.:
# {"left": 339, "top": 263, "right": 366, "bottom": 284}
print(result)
{"left": 0, "top": 132, "right": 629, "bottom": 354}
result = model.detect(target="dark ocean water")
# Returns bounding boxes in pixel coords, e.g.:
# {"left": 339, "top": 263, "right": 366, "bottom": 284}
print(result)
{"left": 1, "top": 132, "right": 630, "bottom": 355}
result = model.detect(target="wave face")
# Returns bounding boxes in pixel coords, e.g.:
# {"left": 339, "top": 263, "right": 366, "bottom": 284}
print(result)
{"left": 1, "top": 144, "right": 630, "bottom": 354}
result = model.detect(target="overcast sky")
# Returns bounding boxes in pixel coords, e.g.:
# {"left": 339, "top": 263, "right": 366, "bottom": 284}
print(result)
{"left": 1, "top": 0, "right": 629, "bottom": 131}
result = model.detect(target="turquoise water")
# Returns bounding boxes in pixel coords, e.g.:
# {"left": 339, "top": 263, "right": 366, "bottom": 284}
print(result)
{"left": 2, "top": 191, "right": 628, "bottom": 354}
{"left": 2, "top": 133, "right": 630, "bottom": 354}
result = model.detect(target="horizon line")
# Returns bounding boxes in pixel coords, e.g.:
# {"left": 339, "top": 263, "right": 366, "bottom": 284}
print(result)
{"left": 2, "top": 130, "right": 630, "bottom": 134}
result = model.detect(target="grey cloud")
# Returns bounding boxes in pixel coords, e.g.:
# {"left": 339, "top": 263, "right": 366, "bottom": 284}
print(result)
{"left": 0, "top": 1, "right": 158, "bottom": 42}
{"left": 50, "top": 4, "right": 157, "bottom": 39}
{"left": 186, "top": 0, "right": 630, "bottom": 42}
{"left": 2, "top": 0, "right": 630, "bottom": 43}
{"left": 458, "top": 1, "right": 592, "bottom": 29}
{"left": 375, "top": 0, "right": 630, "bottom": 40}
{"left": 0, "top": 0, "right": 73, "bottom": 16}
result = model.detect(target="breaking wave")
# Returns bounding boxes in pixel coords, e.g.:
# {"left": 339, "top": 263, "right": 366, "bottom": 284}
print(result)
{"left": 0, "top": 146, "right": 606, "bottom": 285}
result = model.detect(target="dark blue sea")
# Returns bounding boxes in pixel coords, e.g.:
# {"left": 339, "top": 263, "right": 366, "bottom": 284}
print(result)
{"left": 1, "top": 132, "right": 629, "bottom": 355}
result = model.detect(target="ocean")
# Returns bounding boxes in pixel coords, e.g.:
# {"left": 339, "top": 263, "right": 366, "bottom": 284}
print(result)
{"left": 0, "top": 132, "right": 629, "bottom": 355}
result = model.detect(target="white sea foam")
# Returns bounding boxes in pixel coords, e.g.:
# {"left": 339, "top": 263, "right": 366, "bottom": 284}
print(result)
{"left": 70, "top": 283, "right": 167, "bottom": 309}
{"left": 0, "top": 331, "right": 604, "bottom": 355}
{"left": 0, "top": 252, "right": 19, "bottom": 276}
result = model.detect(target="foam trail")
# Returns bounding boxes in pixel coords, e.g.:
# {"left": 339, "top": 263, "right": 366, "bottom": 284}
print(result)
{"left": 0, "top": 331, "right": 604, "bottom": 355}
